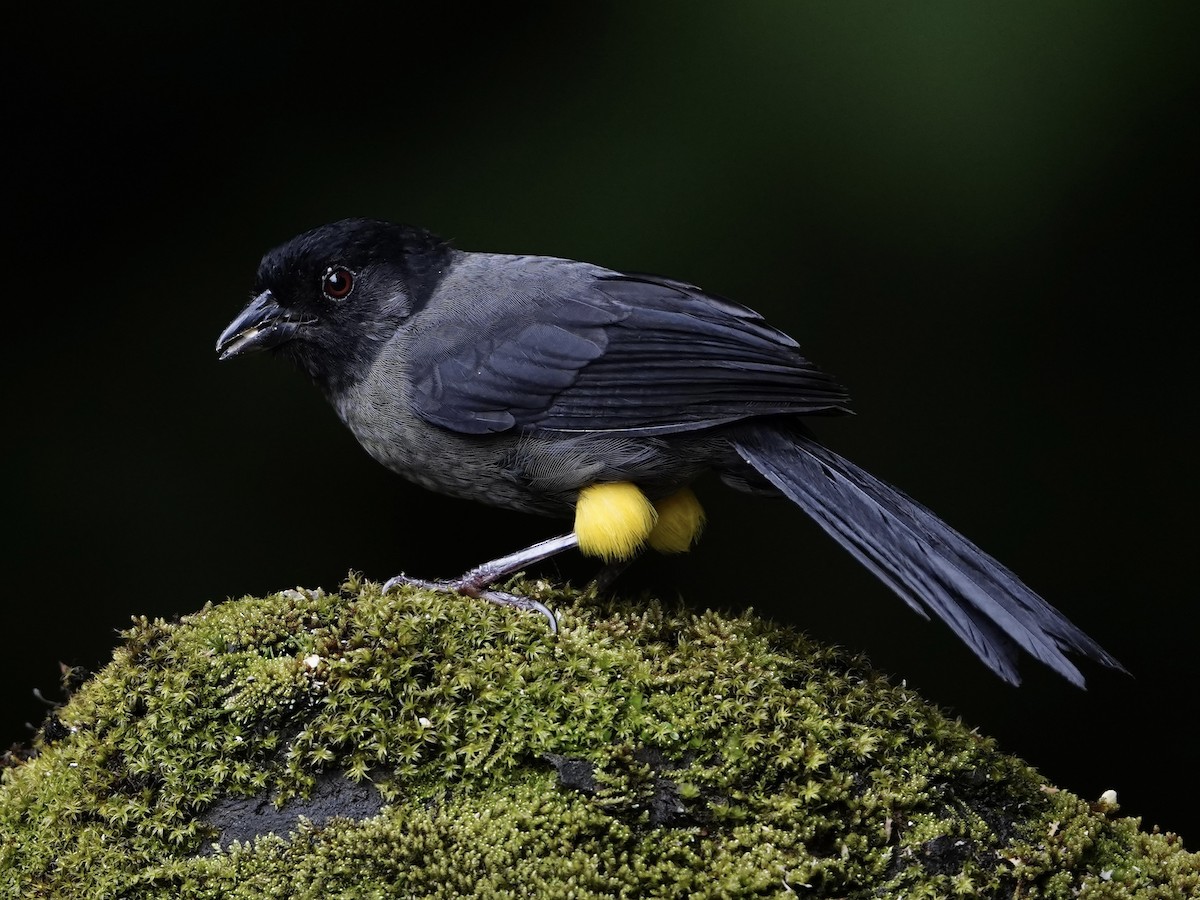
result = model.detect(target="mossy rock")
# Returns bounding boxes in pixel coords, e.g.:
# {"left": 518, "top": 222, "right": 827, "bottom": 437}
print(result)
{"left": 1, "top": 577, "right": 1195, "bottom": 898}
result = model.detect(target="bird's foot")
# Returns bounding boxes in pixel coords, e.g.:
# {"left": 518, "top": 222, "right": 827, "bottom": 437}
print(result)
{"left": 381, "top": 534, "right": 579, "bottom": 634}
{"left": 382, "top": 572, "right": 559, "bottom": 634}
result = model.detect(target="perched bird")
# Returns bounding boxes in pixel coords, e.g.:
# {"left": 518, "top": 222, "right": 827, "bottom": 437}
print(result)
{"left": 217, "top": 218, "right": 1123, "bottom": 686}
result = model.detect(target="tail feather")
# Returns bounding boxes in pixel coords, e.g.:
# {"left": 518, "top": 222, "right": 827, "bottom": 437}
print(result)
{"left": 730, "top": 423, "right": 1125, "bottom": 686}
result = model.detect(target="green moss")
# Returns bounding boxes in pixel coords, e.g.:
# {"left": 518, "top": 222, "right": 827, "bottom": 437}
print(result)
{"left": 2, "top": 576, "right": 1195, "bottom": 898}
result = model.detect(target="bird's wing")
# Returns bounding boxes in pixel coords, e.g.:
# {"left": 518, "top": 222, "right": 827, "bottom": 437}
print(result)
{"left": 408, "top": 262, "right": 851, "bottom": 436}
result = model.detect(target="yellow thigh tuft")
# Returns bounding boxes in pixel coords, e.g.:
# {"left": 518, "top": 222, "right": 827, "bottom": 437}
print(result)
{"left": 648, "top": 487, "right": 706, "bottom": 554}
{"left": 574, "top": 482, "right": 658, "bottom": 563}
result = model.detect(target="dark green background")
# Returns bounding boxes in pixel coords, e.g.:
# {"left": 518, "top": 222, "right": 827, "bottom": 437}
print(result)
{"left": 7, "top": 4, "right": 1197, "bottom": 842}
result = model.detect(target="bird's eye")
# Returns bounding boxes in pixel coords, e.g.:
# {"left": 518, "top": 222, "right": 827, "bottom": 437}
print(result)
{"left": 322, "top": 267, "right": 355, "bottom": 300}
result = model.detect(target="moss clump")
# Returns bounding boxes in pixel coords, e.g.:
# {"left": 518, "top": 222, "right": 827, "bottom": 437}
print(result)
{"left": 2, "top": 577, "right": 1195, "bottom": 898}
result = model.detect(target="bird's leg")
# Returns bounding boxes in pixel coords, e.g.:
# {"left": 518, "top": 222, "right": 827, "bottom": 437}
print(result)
{"left": 451, "top": 533, "right": 581, "bottom": 593}
{"left": 383, "top": 533, "right": 580, "bottom": 633}
{"left": 590, "top": 556, "right": 638, "bottom": 594}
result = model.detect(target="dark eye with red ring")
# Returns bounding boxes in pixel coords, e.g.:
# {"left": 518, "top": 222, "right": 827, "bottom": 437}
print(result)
{"left": 322, "top": 267, "right": 355, "bottom": 300}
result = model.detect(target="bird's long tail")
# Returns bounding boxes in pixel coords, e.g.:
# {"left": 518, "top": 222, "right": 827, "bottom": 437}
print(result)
{"left": 729, "top": 422, "right": 1124, "bottom": 686}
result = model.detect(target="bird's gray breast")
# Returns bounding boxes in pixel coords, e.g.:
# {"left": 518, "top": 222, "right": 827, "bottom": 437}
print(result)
{"left": 331, "top": 335, "right": 529, "bottom": 507}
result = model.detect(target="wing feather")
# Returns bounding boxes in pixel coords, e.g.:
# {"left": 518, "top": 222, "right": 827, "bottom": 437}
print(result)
{"left": 410, "top": 262, "right": 850, "bottom": 436}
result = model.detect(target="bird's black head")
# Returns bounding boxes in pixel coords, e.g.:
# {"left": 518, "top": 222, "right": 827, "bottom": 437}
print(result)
{"left": 216, "top": 218, "right": 454, "bottom": 395}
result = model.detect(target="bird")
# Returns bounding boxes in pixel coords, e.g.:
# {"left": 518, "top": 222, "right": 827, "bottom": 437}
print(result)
{"left": 217, "top": 218, "right": 1124, "bottom": 687}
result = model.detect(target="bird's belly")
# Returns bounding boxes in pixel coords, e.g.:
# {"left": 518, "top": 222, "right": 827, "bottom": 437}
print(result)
{"left": 333, "top": 377, "right": 726, "bottom": 518}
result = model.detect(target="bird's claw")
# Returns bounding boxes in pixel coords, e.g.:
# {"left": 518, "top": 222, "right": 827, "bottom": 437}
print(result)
{"left": 479, "top": 589, "right": 559, "bottom": 634}
{"left": 382, "top": 572, "right": 440, "bottom": 594}
{"left": 382, "top": 572, "right": 558, "bottom": 634}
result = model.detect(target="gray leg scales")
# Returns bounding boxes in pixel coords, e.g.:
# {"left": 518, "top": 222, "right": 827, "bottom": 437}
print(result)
{"left": 382, "top": 533, "right": 580, "bottom": 634}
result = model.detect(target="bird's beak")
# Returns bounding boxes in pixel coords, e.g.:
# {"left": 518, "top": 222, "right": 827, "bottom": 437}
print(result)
{"left": 216, "top": 290, "right": 312, "bottom": 360}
